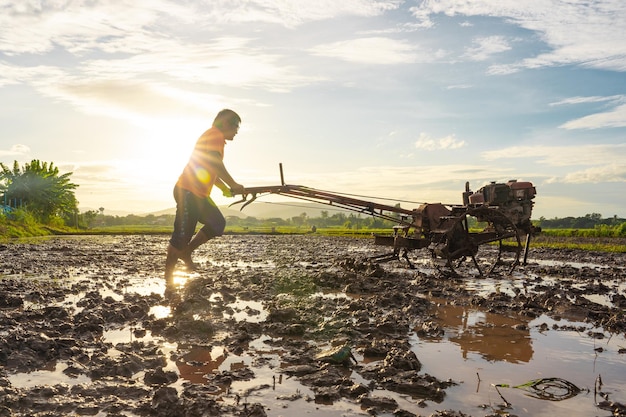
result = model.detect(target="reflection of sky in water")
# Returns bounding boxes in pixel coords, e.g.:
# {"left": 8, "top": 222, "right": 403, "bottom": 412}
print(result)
{"left": 224, "top": 298, "right": 267, "bottom": 322}
{"left": 463, "top": 275, "right": 625, "bottom": 309}
{"left": 7, "top": 361, "right": 92, "bottom": 389}
{"left": 533, "top": 258, "right": 624, "bottom": 270}
{"left": 198, "top": 256, "right": 276, "bottom": 270}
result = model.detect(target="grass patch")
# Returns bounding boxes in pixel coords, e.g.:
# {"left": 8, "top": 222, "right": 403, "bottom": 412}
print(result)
{"left": 80, "top": 225, "right": 173, "bottom": 235}
{"left": 0, "top": 210, "right": 71, "bottom": 239}
{"left": 272, "top": 273, "right": 318, "bottom": 298}
{"left": 531, "top": 234, "right": 626, "bottom": 253}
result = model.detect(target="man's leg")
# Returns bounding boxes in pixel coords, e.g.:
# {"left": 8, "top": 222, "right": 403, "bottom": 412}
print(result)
{"left": 183, "top": 197, "right": 226, "bottom": 266}
{"left": 166, "top": 187, "right": 199, "bottom": 280}
{"left": 176, "top": 229, "right": 209, "bottom": 271}
{"left": 187, "top": 229, "right": 210, "bottom": 253}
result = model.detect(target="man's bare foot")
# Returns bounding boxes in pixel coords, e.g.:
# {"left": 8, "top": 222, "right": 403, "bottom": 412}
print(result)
{"left": 165, "top": 244, "right": 199, "bottom": 275}
{"left": 179, "top": 248, "right": 197, "bottom": 271}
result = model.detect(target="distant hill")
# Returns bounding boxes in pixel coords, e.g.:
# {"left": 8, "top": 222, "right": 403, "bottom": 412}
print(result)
{"left": 230, "top": 202, "right": 332, "bottom": 219}
{"left": 147, "top": 207, "right": 175, "bottom": 216}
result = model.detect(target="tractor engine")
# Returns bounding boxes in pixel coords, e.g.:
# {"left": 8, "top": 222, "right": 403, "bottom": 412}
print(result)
{"left": 463, "top": 180, "right": 536, "bottom": 234}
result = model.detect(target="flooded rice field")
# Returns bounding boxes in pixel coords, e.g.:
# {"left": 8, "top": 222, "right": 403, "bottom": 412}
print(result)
{"left": 0, "top": 234, "right": 625, "bottom": 417}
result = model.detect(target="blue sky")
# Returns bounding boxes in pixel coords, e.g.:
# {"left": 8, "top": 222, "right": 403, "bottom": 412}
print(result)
{"left": 1, "top": 0, "right": 625, "bottom": 219}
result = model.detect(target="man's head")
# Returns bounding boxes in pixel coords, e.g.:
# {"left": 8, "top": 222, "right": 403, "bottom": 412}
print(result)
{"left": 213, "top": 109, "right": 241, "bottom": 140}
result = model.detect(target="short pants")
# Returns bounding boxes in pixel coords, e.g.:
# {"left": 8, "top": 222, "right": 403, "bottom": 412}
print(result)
{"left": 169, "top": 185, "right": 226, "bottom": 249}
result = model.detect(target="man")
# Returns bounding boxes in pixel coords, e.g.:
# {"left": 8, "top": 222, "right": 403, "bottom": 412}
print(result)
{"left": 165, "top": 109, "right": 245, "bottom": 283}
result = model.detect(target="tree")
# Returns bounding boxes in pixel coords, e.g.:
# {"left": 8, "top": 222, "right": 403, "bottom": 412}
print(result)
{"left": 0, "top": 159, "right": 78, "bottom": 223}
{"left": 291, "top": 212, "right": 308, "bottom": 227}
{"left": 81, "top": 210, "right": 98, "bottom": 228}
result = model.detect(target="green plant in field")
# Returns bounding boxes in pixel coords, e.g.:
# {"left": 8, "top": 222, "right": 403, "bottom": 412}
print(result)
{"left": 268, "top": 285, "right": 354, "bottom": 340}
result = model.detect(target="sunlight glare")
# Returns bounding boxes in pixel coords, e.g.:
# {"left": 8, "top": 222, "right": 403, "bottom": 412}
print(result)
{"left": 118, "top": 118, "right": 208, "bottom": 208}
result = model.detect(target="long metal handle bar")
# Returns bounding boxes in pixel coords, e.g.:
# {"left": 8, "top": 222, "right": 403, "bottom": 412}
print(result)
{"left": 230, "top": 163, "right": 418, "bottom": 226}
{"left": 231, "top": 184, "right": 417, "bottom": 226}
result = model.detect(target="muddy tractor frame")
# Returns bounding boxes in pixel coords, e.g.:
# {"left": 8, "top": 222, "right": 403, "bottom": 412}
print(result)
{"left": 232, "top": 164, "right": 539, "bottom": 277}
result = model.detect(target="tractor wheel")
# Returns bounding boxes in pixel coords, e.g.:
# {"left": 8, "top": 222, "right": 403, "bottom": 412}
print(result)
{"left": 464, "top": 207, "right": 522, "bottom": 276}
{"left": 429, "top": 207, "right": 522, "bottom": 277}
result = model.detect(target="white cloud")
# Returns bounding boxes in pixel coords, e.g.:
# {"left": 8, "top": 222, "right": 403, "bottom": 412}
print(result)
{"left": 464, "top": 36, "right": 511, "bottom": 61}
{"left": 411, "top": 0, "right": 626, "bottom": 72}
{"left": 415, "top": 133, "right": 465, "bottom": 150}
{"left": 549, "top": 95, "right": 625, "bottom": 106}
{"left": 483, "top": 144, "right": 626, "bottom": 183}
{"left": 0, "top": 1, "right": 190, "bottom": 55}
{"left": 483, "top": 143, "right": 626, "bottom": 165}
{"left": 547, "top": 95, "right": 626, "bottom": 129}
{"left": 0, "top": 0, "right": 402, "bottom": 56}
{"left": 551, "top": 164, "right": 626, "bottom": 184}
{"left": 446, "top": 84, "right": 472, "bottom": 90}
{"left": 310, "top": 37, "right": 420, "bottom": 65}
{"left": 0, "top": 144, "right": 31, "bottom": 157}
{"left": 0, "top": 37, "right": 320, "bottom": 123}
{"left": 81, "top": 38, "right": 320, "bottom": 91}
{"left": 560, "top": 103, "right": 626, "bottom": 129}
{"left": 42, "top": 80, "right": 222, "bottom": 124}
{"left": 220, "top": 0, "right": 402, "bottom": 27}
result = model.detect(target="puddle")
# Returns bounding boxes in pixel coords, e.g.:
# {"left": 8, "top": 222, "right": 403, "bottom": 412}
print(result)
{"left": 6, "top": 361, "right": 92, "bottom": 389}
{"left": 534, "top": 258, "right": 624, "bottom": 270}
{"left": 411, "top": 302, "right": 626, "bottom": 417}
{"left": 203, "top": 257, "right": 277, "bottom": 270}
{"left": 312, "top": 291, "right": 352, "bottom": 300}
{"left": 224, "top": 298, "right": 267, "bottom": 322}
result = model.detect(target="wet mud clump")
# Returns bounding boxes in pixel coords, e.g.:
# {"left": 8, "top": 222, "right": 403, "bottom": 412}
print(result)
{"left": 0, "top": 234, "right": 625, "bottom": 416}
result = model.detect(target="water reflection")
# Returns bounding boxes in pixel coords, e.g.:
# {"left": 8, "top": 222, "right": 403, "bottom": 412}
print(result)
{"left": 431, "top": 301, "right": 533, "bottom": 363}
{"left": 175, "top": 345, "right": 228, "bottom": 384}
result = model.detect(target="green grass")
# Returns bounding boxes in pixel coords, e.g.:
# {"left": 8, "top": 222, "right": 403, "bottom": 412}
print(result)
{"left": 539, "top": 228, "right": 624, "bottom": 238}
{"left": 272, "top": 273, "right": 318, "bottom": 297}
{"left": 79, "top": 225, "right": 173, "bottom": 234}
{"left": 0, "top": 210, "right": 71, "bottom": 239}
{"left": 530, "top": 234, "right": 626, "bottom": 253}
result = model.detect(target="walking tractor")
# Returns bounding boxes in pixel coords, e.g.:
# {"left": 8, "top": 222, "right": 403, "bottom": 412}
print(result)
{"left": 231, "top": 164, "right": 540, "bottom": 277}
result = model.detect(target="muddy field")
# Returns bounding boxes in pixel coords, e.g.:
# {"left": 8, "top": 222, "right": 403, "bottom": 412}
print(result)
{"left": 0, "top": 234, "right": 625, "bottom": 417}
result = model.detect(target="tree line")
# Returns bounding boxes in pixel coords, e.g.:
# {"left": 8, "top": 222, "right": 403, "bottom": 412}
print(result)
{"left": 86, "top": 211, "right": 394, "bottom": 230}
{"left": 537, "top": 213, "right": 625, "bottom": 229}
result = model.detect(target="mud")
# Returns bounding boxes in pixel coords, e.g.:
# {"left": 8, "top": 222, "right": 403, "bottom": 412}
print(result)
{"left": 0, "top": 234, "right": 624, "bottom": 417}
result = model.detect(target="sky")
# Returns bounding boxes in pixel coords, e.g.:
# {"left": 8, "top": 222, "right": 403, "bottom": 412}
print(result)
{"left": 1, "top": 0, "right": 625, "bottom": 219}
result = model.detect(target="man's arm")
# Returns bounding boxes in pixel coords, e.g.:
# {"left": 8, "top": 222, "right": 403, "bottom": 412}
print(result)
{"left": 215, "top": 179, "right": 234, "bottom": 197}
{"left": 208, "top": 151, "right": 244, "bottom": 194}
